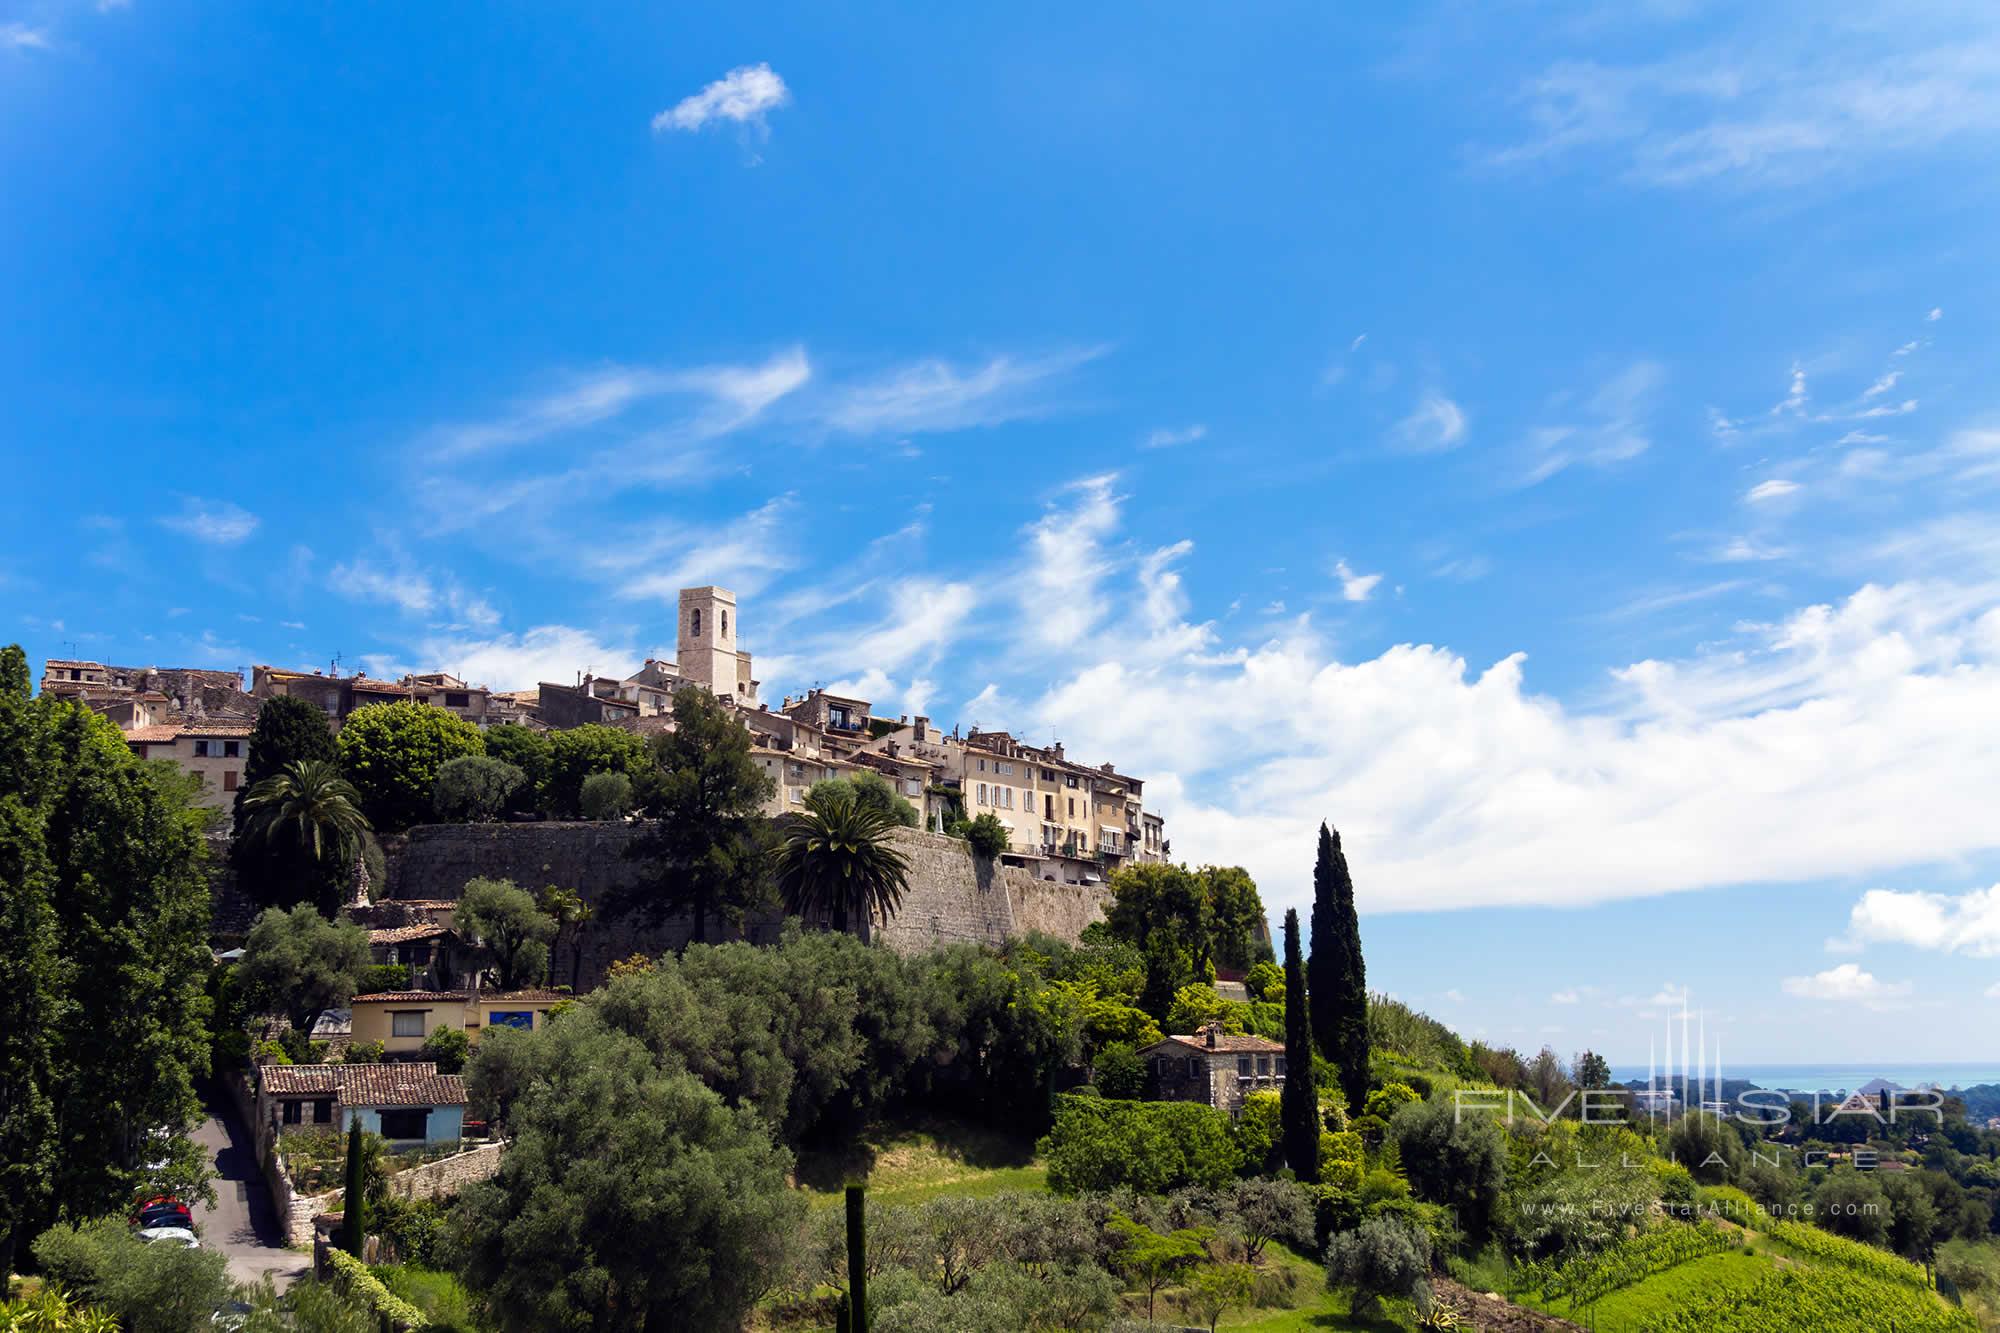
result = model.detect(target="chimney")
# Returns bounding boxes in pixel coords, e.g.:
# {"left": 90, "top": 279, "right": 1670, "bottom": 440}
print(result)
{"left": 1204, "top": 1024, "right": 1218, "bottom": 1049}
{"left": 914, "top": 715, "right": 929, "bottom": 741}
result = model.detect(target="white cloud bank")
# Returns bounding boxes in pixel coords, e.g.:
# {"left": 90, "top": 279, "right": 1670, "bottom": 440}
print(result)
{"left": 1003, "top": 483, "right": 2000, "bottom": 921}
{"left": 1834, "top": 886, "right": 2000, "bottom": 957}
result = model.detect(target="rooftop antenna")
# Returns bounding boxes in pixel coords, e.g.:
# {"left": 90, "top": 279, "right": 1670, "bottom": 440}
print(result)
{"left": 330, "top": 652, "right": 343, "bottom": 676}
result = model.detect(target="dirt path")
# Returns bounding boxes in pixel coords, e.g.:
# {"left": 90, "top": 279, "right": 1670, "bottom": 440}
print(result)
{"left": 1433, "top": 1277, "right": 1589, "bottom": 1332}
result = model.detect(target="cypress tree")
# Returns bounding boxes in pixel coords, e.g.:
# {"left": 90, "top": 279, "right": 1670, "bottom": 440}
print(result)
{"left": 1307, "top": 822, "right": 1370, "bottom": 1116}
{"left": 845, "top": 1182, "right": 868, "bottom": 1332}
{"left": 340, "top": 1117, "right": 367, "bottom": 1258}
{"left": 1280, "top": 909, "right": 1319, "bottom": 1183}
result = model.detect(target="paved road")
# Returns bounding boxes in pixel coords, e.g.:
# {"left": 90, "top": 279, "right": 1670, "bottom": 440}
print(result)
{"left": 192, "top": 1090, "right": 310, "bottom": 1290}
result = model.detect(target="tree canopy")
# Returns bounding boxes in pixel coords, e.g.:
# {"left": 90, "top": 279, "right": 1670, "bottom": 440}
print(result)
{"left": 0, "top": 648, "right": 212, "bottom": 1272}
{"left": 240, "top": 904, "right": 370, "bottom": 1040}
{"left": 335, "top": 699, "right": 485, "bottom": 831}
{"left": 777, "top": 782, "right": 911, "bottom": 940}
{"left": 455, "top": 876, "right": 559, "bottom": 991}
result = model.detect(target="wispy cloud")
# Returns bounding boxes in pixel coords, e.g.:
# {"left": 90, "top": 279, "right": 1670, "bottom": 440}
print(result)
{"left": 823, "top": 348, "right": 1102, "bottom": 436}
{"left": 1483, "top": 26, "right": 2000, "bottom": 190}
{"left": 329, "top": 558, "right": 499, "bottom": 628}
{"left": 2, "top": 22, "right": 51, "bottom": 49}
{"left": 1745, "top": 478, "right": 1800, "bottom": 503}
{"left": 1518, "top": 361, "right": 1662, "bottom": 484}
{"left": 1392, "top": 394, "right": 1468, "bottom": 453}
{"left": 1142, "top": 423, "right": 1207, "bottom": 450}
{"left": 652, "top": 63, "right": 791, "bottom": 135}
{"left": 159, "top": 498, "right": 260, "bottom": 545}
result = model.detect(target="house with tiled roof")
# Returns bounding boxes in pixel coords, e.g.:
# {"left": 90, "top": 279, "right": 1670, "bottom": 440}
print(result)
{"left": 124, "top": 720, "right": 257, "bottom": 809}
{"left": 349, "top": 986, "right": 566, "bottom": 1056}
{"left": 1138, "top": 1023, "right": 1287, "bottom": 1114}
{"left": 258, "top": 1060, "right": 468, "bottom": 1144}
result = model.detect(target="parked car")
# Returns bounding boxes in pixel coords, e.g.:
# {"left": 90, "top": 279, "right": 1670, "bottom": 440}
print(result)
{"left": 132, "top": 1194, "right": 192, "bottom": 1229}
{"left": 136, "top": 1225, "right": 199, "bottom": 1248}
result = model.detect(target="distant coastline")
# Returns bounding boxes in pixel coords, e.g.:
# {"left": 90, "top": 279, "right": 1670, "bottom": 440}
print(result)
{"left": 1607, "top": 1063, "right": 2000, "bottom": 1093}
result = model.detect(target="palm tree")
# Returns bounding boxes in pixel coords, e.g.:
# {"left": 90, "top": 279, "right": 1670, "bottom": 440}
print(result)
{"left": 241, "top": 759, "right": 372, "bottom": 911}
{"left": 777, "top": 784, "right": 911, "bottom": 942}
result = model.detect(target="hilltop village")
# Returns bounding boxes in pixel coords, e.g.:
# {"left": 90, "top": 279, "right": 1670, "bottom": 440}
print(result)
{"left": 40, "top": 584, "right": 1168, "bottom": 889}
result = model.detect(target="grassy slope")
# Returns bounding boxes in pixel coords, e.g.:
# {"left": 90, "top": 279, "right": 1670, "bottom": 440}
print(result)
{"left": 1536, "top": 1251, "right": 1770, "bottom": 1332}
{"left": 791, "top": 1115, "right": 1047, "bottom": 1207}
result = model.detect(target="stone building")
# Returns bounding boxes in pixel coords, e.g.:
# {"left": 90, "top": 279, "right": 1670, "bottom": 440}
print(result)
{"left": 1139, "top": 1023, "right": 1287, "bottom": 1115}
{"left": 124, "top": 720, "right": 256, "bottom": 809}
{"left": 676, "top": 586, "right": 758, "bottom": 704}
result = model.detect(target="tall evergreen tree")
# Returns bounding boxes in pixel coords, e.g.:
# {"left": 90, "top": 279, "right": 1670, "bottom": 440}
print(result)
{"left": 1279, "top": 909, "right": 1319, "bottom": 1183}
{"left": 1307, "top": 822, "right": 1370, "bottom": 1115}
{"left": 340, "top": 1117, "right": 367, "bottom": 1257}
{"left": 233, "top": 694, "right": 337, "bottom": 834}
{"left": 623, "top": 686, "right": 777, "bottom": 947}
{"left": 0, "top": 646, "right": 212, "bottom": 1267}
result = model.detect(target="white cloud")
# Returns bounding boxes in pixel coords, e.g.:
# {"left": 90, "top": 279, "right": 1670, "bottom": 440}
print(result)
{"left": 1020, "top": 474, "right": 1121, "bottom": 649}
{"left": 1834, "top": 886, "right": 2000, "bottom": 957}
{"left": 1710, "top": 536, "right": 1789, "bottom": 563}
{"left": 1393, "top": 395, "right": 1468, "bottom": 452}
{"left": 1142, "top": 424, "right": 1207, "bottom": 450}
{"left": 1484, "top": 31, "right": 2000, "bottom": 190}
{"left": 823, "top": 349, "right": 1101, "bottom": 436}
{"left": 1745, "top": 478, "right": 1800, "bottom": 503}
{"left": 428, "top": 348, "right": 810, "bottom": 458}
{"left": 1442, "top": 988, "right": 1465, "bottom": 1003}
{"left": 604, "top": 496, "right": 800, "bottom": 604}
{"left": 329, "top": 559, "right": 499, "bottom": 628}
{"left": 1987, "top": 981, "right": 2000, "bottom": 1000}
{"left": 402, "top": 625, "right": 640, "bottom": 692}
{"left": 1782, "top": 964, "right": 1911, "bottom": 1008}
{"left": 652, "top": 63, "right": 790, "bottom": 135}
{"left": 1, "top": 22, "right": 50, "bottom": 49}
{"left": 159, "top": 499, "right": 260, "bottom": 545}
{"left": 1519, "top": 362, "right": 1663, "bottom": 484}
{"left": 1929, "top": 307, "right": 1944, "bottom": 322}
{"left": 1551, "top": 989, "right": 1581, "bottom": 1004}
{"left": 1335, "top": 560, "right": 1383, "bottom": 603}
{"left": 1863, "top": 371, "right": 1902, "bottom": 400}
{"left": 1009, "top": 481, "right": 2000, "bottom": 920}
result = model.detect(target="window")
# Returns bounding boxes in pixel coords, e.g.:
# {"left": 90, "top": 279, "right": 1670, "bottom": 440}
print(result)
{"left": 223, "top": 771, "right": 238, "bottom": 792}
{"left": 1041, "top": 768, "right": 1056, "bottom": 781}
{"left": 391, "top": 1011, "right": 427, "bottom": 1038}
{"left": 69, "top": 669, "right": 81, "bottom": 680}
{"left": 690, "top": 608, "right": 702, "bottom": 637}
{"left": 313, "top": 1099, "right": 332, "bottom": 1124}
{"left": 976, "top": 783, "right": 988, "bottom": 805}
{"left": 193, "top": 740, "right": 210, "bottom": 757}
{"left": 1237, "top": 1056, "right": 1253, "bottom": 1077}
{"left": 224, "top": 740, "right": 241, "bottom": 757}
{"left": 1068, "top": 797, "right": 1076, "bottom": 817}
{"left": 445, "top": 692, "right": 469, "bottom": 708}
{"left": 998, "top": 762, "right": 1013, "bottom": 776}
{"left": 1256, "top": 1055, "right": 1271, "bottom": 1076}
{"left": 377, "top": 1108, "right": 428, "bottom": 1141}
{"left": 977, "top": 758, "right": 986, "bottom": 772}
{"left": 1276, "top": 1056, "right": 1288, "bottom": 1076}
{"left": 1185, "top": 1057, "right": 1200, "bottom": 1078}
{"left": 282, "top": 1100, "right": 303, "bottom": 1125}
{"left": 721, "top": 610, "right": 728, "bottom": 638}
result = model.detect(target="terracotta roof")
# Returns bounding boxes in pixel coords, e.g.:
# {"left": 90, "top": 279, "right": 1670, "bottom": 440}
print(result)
{"left": 261, "top": 1061, "right": 467, "bottom": 1107}
{"left": 350, "top": 990, "right": 469, "bottom": 1003}
{"left": 123, "top": 722, "right": 253, "bottom": 742}
{"left": 481, "top": 989, "right": 567, "bottom": 1003}
{"left": 350, "top": 677, "right": 411, "bottom": 695}
{"left": 1145, "top": 1029, "right": 1285, "bottom": 1055}
{"left": 367, "top": 923, "right": 450, "bottom": 945}
{"left": 124, "top": 725, "right": 180, "bottom": 743}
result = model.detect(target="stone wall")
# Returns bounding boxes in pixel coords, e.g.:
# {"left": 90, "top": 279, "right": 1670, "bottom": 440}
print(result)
{"left": 377, "top": 822, "right": 1112, "bottom": 985}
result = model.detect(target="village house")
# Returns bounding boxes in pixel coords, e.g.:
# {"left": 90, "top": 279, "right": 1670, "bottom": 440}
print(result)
{"left": 349, "top": 987, "right": 566, "bottom": 1057}
{"left": 400, "top": 672, "right": 491, "bottom": 725}
{"left": 250, "top": 665, "right": 414, "bottom": 723}
{"left": 123, "top": 720, "right": 257, "bottom": 809}
{"left": 258, "top": 1061, "right": 468, "bottom": 1145}
{"left": 366, "top": 922, "right": 464, "bottom": 990}
{"left": 1138, "top": 1023, "right": 1287, "bottom": 1115}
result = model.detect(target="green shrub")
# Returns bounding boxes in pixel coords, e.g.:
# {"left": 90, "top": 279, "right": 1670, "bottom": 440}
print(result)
{"left": 431, "top": 755, "right": 524, "bottom": 823}
{"left": 578, "top": 771, "right": 635, "bottom": 820}
{"left": 324, "top": 1248, "right": 429, "bottom": 1329}
{"left": 1092, "top": 1042, "right": 1146, "bottom": 1099}
{"left": 420, "top": 1026, "right": 469, "bottom": 1075}
{"left": 31, "top": 1216, "right": 232, "bottom": 1333}
{"left": 345, "top": 1039, "right": 387, "bottom": 1064}
{"left": 378, "top": 1264, "right": 476, "bottom": 1331}
{"left": 1038, "top": 1093, "right": 1243, "bottom": 1194}
{"left": 361, "top": 963, "right": 413, "bottom": 993}
{"left": 964, "top": 813, "right": 1010, "bottom": 858}
{"left": 1326, "top": 1213, "right": 1432, "bottom": 1318}
{"left": 374, "top": 1197, "right": 452, "bottom": 1269}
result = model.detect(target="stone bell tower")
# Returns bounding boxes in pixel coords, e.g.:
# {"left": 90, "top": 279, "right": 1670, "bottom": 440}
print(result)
{"left": 676, "top": 586, "right": 739, "bottom": 696}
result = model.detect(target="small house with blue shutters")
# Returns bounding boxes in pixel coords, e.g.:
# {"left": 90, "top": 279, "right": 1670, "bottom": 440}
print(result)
{"left": 260, "top": 1062, "right": 468, "bottom": 1146}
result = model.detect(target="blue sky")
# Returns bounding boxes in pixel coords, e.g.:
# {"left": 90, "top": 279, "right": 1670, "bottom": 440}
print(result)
{"left": 6, "top": 2, "right": 2000, "bottom": 1063}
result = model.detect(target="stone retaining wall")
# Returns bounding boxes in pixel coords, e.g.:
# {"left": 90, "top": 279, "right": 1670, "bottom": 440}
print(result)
{"left": 379, "top": 822, "right": 1113, "bottom": 985}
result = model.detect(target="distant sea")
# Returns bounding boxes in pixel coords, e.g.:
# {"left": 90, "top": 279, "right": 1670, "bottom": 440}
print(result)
{"left": 1608, "top": 1063, "right": 2000, "bottom": 1093}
